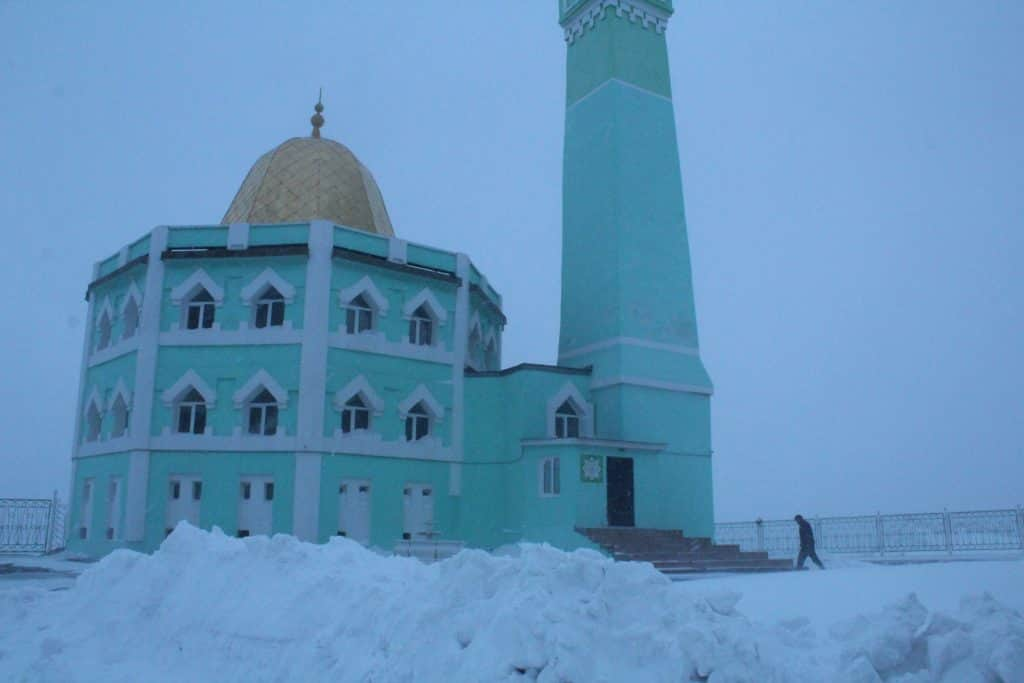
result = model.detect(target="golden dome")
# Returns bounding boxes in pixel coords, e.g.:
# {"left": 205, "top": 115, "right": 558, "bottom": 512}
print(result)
{"left": 222, "top": 133, "right": 394, "bottom": 236}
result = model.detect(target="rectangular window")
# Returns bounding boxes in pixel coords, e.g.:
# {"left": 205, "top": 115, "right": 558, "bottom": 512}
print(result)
{"left": 192, "top": 481, "right": 202, "bottom": 501}
{"left": 170, "top": 481, "right": 181, "bottom": 500}
{"left": 241, "top": 482, "right": 251, "bottom": 500}
{"left": 541, "top": 458, "right": 561, "bottom": 496}
{"left": 264, "top": 482, "right": 275, "bottom": 501}
{"left": 194, "top": 404, "right": 207, "bottom": 434}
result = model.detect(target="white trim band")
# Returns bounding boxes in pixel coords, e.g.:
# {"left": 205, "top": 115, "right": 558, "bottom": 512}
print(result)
{"left": 559, "top": 336, "right": 699, "bottom": 361}
{"left": 589, "top": 376, "right": 714, "bottom": 396}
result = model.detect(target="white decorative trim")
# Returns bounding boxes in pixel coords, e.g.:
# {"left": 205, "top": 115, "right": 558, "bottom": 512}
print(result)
{"left": 87, "top": 337, "right": 140, "bottom": 367}
{"left": 159, "top": 328, "right": 302, "bottom": 346}
{"left": 387, "top": 238, "right": 408, "bottom": 264}
{"left": 567, "top": 77, "right": 673, "bottom": 113}
{"left": 169, "top": 268, "right": 224, "bottom": 305}
{"left": 589, "top": 375, "right": 714, "bottom": 396}
{"left": 327, "top": 331, "right": 454, "bottom": 365}
{"left": 468, "top": 311, "right": 483, "bottom": 340}
{"left": 522, "top": 437, "right": 667, "bottom": 452}
{"left": 108, "top": 379, "right": 133, "bottom": 410}
{"left": 296, "top": 221, "right": 333, "bottom": 451}
{"left": 119, "top": 281, "right": 144, "bottom": 316}
{"left": 338, "top": 275, "right": 389, "bottom": 316}
{"left": 402, "top": 288, "right": 448, "bottom": 324}
{"left": 94, "top": 296, "right": 114, "bottom": 328}
{"left": 161, "top": 369, "right": 217, "bottom": 407}
{"left": 398, "top": 385, "right": 445, "bottom": 421}
{"left": 227, "top": 222, "right": 250, "bottom": 250}
{"left": 559, "top": 336, "right": 699, "bottom": 361}
{"left": 83, "top": 387, "right": 104, "bottom": 417}
{"left": 333, "top": 375, "right": 385, "bottom": 414}
{"left": 546, "top": 382, "right": 594, "bottom": 438}
{"left": 562, "top": 0, "right": 670, "bottom": 45}
{"left": 232, "top": 369, "right": 289, "bottom": 409}
{"left": 240, "top": 268, "right": 296, "bottom": 305}
{"left": 152, "top": 433, "right": 298, "bottom": 451}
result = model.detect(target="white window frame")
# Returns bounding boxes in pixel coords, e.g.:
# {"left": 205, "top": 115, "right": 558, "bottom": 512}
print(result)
{"left": 246, "top": 388, "right": 279, "bottom": 436}
{"left": 402, "top": 288, "right": 447, "bottom": 348}
{"left": 176, "top": 389, "right": 208, "bottom": 435}
{"left": 554, "top": 400, "right": 581, "bottom": 439}
{"left": 333, "top": 375, "right": 385, "bottom": 438}
{"left": 404, "top": 403, "right": 432, "bottom": 441}
{"left": 240, "top": 269, "right": 295, "bottom": 329}
{"left": 546, "top": 382, "right": 594, "bottom": 439}
{"left": 83, "top": 387, "right": 104, "bottom": 443}
{"left": 343, "top": 294, "right": 375, "bottom": 335}
{"left": 253, "top": 286, "right": 286, "bottom": 329}
{"left": 397, "top": 385, "right": 444, "bottom": 443}
{"left": 539, "top": 457, "right": 561, "bottom": 497}
{"left": 170, "top": 269, "right": 224, "bottom": 331}
{"left": 338, "top": 276, "right": 389, "bottom": 335}
{"left": 162, "top": 370, "right": 217, "bottom": 436}
{"left": 94, "top": 297, "right": 114, "bottom": 351}
{"left": 232, "top": 370, "right": 289, "bottom": 437}
{"left": 120, "top": 282, "right": 143, "bottom": 340}
{"left": 341, "top": 395, "right": 372, "bottom": 434}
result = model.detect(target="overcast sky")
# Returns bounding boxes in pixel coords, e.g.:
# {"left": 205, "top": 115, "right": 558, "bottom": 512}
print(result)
{"left": 1, "top": 2, "right": 1020, "bottom": 521}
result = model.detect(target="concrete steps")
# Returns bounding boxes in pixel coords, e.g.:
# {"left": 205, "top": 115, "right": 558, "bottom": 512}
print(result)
{"left": 579, "top": 526, "right": 793, "bottom": 576}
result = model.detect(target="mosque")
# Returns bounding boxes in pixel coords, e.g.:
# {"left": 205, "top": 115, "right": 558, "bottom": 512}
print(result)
{"left": 66, "top": 0, "right": 714, "bottom": 557}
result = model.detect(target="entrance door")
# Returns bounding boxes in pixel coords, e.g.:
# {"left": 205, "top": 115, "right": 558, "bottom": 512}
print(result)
{"left": 338, "top": 480, "right": 372, "bottom": 544}
{"left": 237, "top": 476, "right": 274, "bottom": 537}
{"left": 606, "top": 457, "right": 635, "bottom": 527}
{"left": 165, "top": 475, "right": 202, "bottom": 536}
{"left": 402, "top": 484, "right": 435, "bottom": 540}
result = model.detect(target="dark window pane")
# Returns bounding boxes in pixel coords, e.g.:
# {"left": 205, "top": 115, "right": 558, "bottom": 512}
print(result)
{"left": 248, "top": 407, "right": 261, "bottom": 434}
{"left": 241, "top": 482, "right": 251, "bottom": 500}
{"left": 201, "top": 304, "right": 215, "bottom": 329}
{"left": 346, "top": 309, "right": 356, "bottom": 334}
{"left": 171, "top": 481, "right": 181, "bottom": 499}
{"left": 255, "top": 304, "right": 268, "bottom": 329}
{"left": 555, "top": 418, "right": 565, "bottom": 439}
{"left": 265, "top": 406, "right": 278, "bottom": 435}
{"left": 408, "top": 319, "right": 416, "bottom": 342}
{"left": 265, "top": 483, "right": 274, "bottom": 501}
{"left": 422, "top": 322, "right": 432, "bottom": 346}
{"left": 183, "top": 388, "right": 203, "bottom": 402}
{"left": 186, "top": 306, "right": 200, "bottom": 330}
{"left": 194, "top": 404, "right": 206, "bottom": 434}
{"left": 358, "top": 309, "right": 371, "bottom": 332}
{"left": 270, "top": 301, "right": 284, "bottom": 326}
{"left": 567, "top": 417, "right": 579, "bottom": 438}
{"left": 237, "top": 529, "right": 250, "bottom": 538}
{"left": 177, "top": 406, "right": 191, "bottom": 433}
{"left": 192, "top": 481, "right": 202, "bottom": 500}
{"left": 341, "top": 411, "right": 352, "bottom": 433}
{"left": 193, "top": 289, "right": 213, "bottom": 302}
{"left": 405, "top": 417, "right": 413, "bottom": 441}
{"left": 262, "top": 286, "right": 283, "bottom": 301}
{"left": 354, "top": 409, "right": 369, "bottom": 430}
{"left": 415, "top": 416, "right": 429, "bottom": 440}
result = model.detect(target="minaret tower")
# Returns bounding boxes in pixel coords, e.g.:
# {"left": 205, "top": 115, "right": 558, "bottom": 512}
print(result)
{"left": 558, "top": 0, "right": 714, "bottom": 534}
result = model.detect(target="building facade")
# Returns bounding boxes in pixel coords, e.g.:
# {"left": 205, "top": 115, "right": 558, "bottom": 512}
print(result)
{"left": 67, "top": 0, "right": 714, "bottom": 557}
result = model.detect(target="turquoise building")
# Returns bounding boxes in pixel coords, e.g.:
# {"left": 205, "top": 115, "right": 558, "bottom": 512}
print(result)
{"left": 66, "top": 0, "right": 713, "bottom": 557}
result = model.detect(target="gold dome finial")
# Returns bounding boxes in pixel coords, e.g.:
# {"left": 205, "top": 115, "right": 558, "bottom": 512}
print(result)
{"left": 310, "top": 89, "right": 325, "bottom": 138}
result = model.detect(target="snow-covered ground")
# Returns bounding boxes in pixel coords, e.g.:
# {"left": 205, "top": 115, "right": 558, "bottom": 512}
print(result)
{"left": 0, "top": 524, "right": 1021, "bottom": 682}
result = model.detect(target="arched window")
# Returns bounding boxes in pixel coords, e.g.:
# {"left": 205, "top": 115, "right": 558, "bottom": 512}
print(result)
{"left": 554, "top": 400, "right": 580, "bottom": 439}
{"left": 110, "top": 395, "right": 129, "bottom": 438}
{"left": 247, "top": 388, "right": 278, "bottom": 436}
{"left": 96, "top": 311, "right": 112, "bottom": 351}
{"left": 85, "top": 403, "right": 102, "bottom": 442}
{"left": 176, "top": 388, "right": 207, "bottom": 434}
{"left": 254, "top": 286, "right": 285, "bottom": 329}
{"left": 185, "top": 289, "right": 216, "bottom": 330}
{"left": 344, "top": 294, "right": 374, "bottom": 334}
{"left": 485, "top": 338, "right": 499, "bottom": 371}
{"left": 341, "top": 395, "right": 371, "bottom": 433}
{"left": 122, "top": 297, "right": 139, "bottom": 339}
{"left": 404, "top": 402, "right": 431, "bottom": 441}
{"left": 408, "top": 305, "right": 434, "bottom": 346}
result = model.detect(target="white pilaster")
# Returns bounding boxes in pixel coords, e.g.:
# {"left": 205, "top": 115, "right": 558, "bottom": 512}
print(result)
{"left": 448, "top": 254, "right": 471, "bottom": 496}
{"left": 293, "top": 220, "right": 331, "bottom": 537}
{"left": 122, "top": 226, "right": 168, "bottom": 542}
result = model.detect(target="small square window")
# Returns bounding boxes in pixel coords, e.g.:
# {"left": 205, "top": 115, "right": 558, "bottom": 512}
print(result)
{"left": 359, "top": 485, "right": 370, "bottom": 493}
{"left": 237, "top": 529, "right": 250, "bottom": 538}
{"left": 337, "top": 530, "right": 347, "bottom": 537}
{"left": 402, "top": 532, "right": 411, "bottom": 540}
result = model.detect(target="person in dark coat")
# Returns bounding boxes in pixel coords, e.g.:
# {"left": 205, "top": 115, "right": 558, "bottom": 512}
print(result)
{"left": 794, "top": 514, "right": 825, "bottom": 569}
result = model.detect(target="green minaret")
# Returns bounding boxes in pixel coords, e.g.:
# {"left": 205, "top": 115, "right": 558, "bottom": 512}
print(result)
{"left": 558, "top": 0, "right": 714, "bottom": 534}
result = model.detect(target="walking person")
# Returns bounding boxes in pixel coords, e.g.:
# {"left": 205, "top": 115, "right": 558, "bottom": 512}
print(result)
{"left": 794, "top": 514, "right": 825, "bottom": 570}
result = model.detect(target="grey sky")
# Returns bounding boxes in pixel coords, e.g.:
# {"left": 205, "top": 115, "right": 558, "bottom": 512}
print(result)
{"left": 1, "top": 2, "right": 1020, "bottom": 521}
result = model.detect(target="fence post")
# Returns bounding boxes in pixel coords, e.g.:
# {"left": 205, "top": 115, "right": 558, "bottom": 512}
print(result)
{"left": 875, "top": 512, "right": 884, "bottom": 556}
{"left": 942, "top": 508, "right": 953, "bottom": 555}
{"left": 755, "top": 518, "right": 764, "bottom": 553}
{"left": 45, "top": 490, "right": 58, "bottom": 553}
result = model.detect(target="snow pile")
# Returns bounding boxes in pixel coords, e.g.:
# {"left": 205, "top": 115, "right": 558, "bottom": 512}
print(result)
{"left": 0, "top": 524, "right": 1021, "bottom": 682}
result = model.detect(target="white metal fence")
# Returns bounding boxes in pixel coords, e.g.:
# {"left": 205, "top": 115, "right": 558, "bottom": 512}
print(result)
{"left": 0, "top": 494, "right": 66, "bottom": 554}
{"left": 715, "top": 507, "right": 1024, "bottom": 558}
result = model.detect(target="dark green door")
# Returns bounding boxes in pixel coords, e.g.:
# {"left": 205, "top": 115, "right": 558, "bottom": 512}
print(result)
{"left": 606, "top": 457, "right": 635, "bottom": 527}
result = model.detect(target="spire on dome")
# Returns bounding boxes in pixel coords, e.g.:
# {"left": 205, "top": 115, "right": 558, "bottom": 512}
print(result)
{"left": 310, "top": 89, "right": 325, "bottom": 138}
